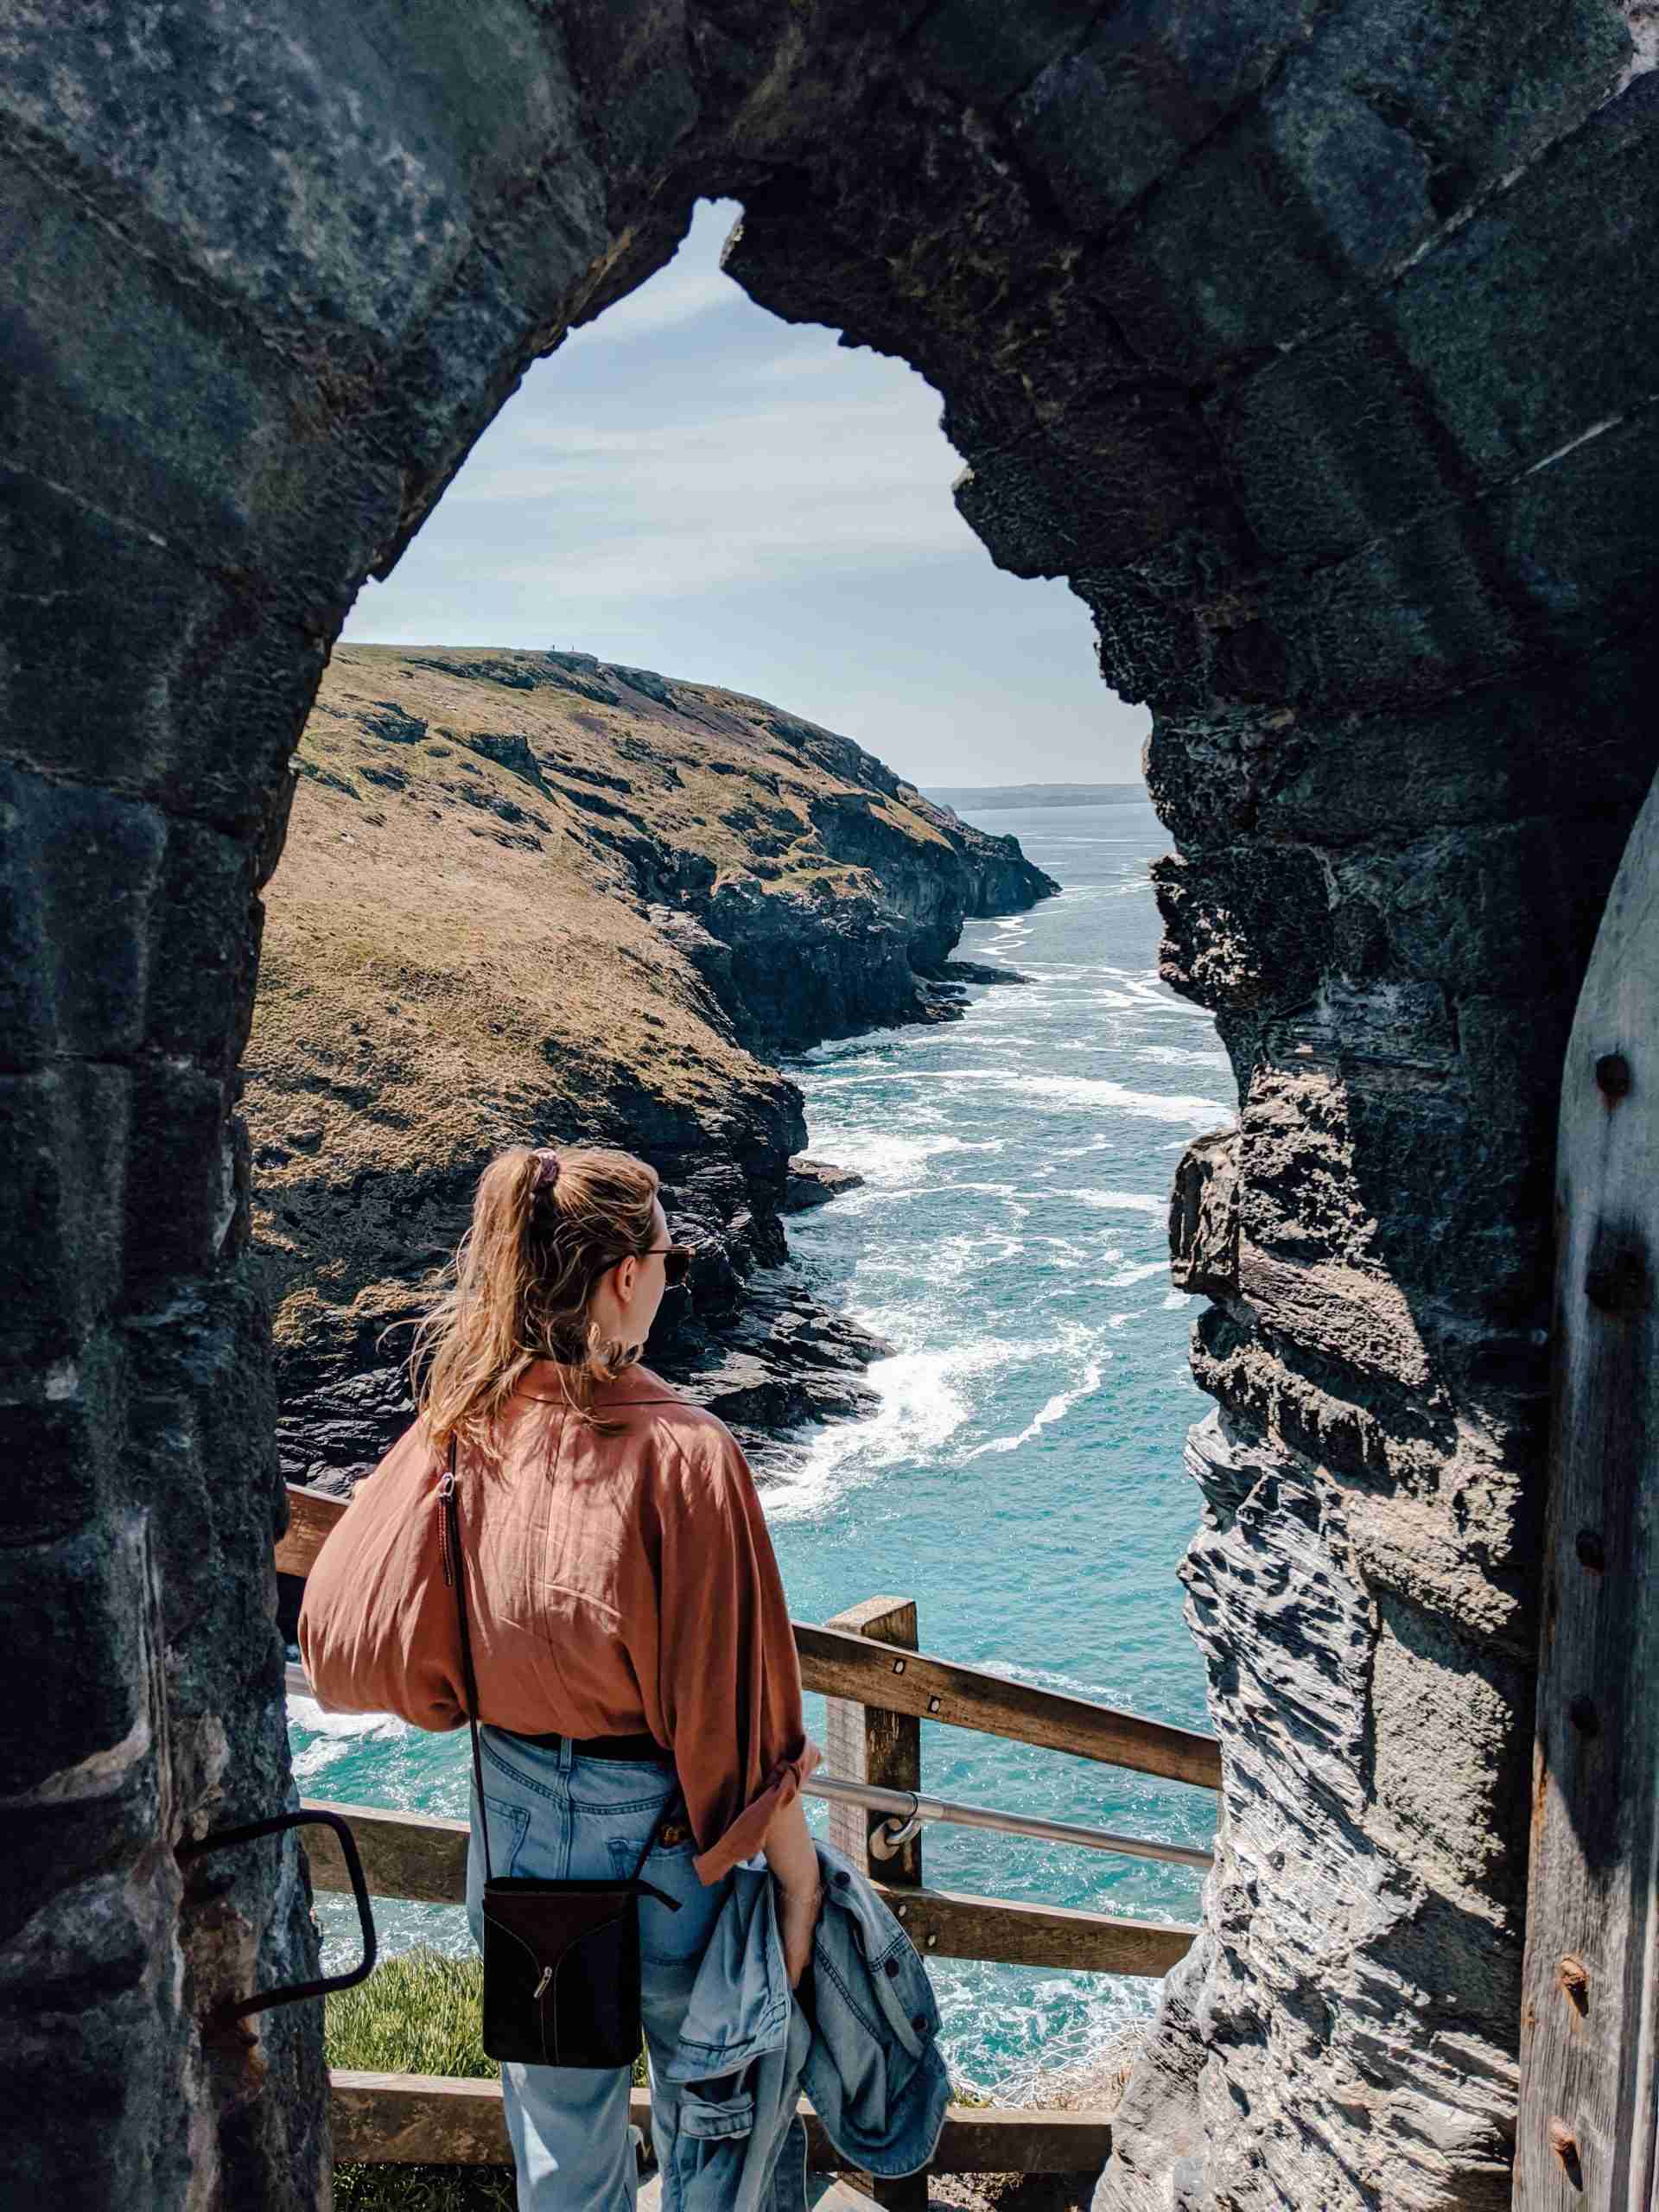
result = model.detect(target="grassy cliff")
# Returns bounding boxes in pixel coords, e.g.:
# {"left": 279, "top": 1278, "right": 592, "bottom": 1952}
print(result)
{"left": 248, "top": 645, "right": 1055, "bottom": 1484}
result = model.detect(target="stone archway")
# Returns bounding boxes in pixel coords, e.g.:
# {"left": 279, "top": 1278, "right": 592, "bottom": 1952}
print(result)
{"left": 3, "top": 5, "right": 1656, "bottom": 2205}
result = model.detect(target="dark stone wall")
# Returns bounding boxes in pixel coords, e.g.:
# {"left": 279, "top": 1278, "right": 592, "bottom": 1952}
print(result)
{"left": 2, "top": 3, "right": 1655, "bottom": 2203}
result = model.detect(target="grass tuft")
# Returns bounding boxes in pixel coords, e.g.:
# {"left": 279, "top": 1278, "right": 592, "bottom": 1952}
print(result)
{"left": 326, "top": 1948, "right": 647, "bottom": 2209}
{"left": 327, "top": 1948, "right": 499, "bottom": 2082}
{"left": 334, "top": 2165, "right": 518, "bottom": 2212}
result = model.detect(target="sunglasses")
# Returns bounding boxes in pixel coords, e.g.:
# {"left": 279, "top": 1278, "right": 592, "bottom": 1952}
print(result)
{"left": 642, "top": 1243, "right": 695, "bottom": 1289}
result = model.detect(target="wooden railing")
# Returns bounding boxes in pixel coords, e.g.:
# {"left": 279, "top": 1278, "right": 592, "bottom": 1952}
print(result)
{"left": 329, "top": 2069, "right": 1118, "bottom": 2175}
{"left": 277, "top": 1484, "right": 1221, "bottom": 1790}
{"left": 280, "top": 1482, "right": 1219, "bottom": 2197}
{"left": 300, "top": 1796, "right": 1199, "bottom": 1980}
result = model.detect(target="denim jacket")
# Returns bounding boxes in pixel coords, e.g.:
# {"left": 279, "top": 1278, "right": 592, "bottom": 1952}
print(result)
{"left": 655, "top": 1839, "right": 950, "bottom": 2212}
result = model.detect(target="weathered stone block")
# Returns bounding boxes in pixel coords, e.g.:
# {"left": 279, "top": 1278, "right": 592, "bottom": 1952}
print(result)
{"left": 1240, "top": 1242, "right": 1438, "bottom": 1391}
{"left": 1071, "top": 567, "right": 1212, "bottom": 709}
{"left": 1327, "top": 817, "right": 1630, "bottom": 1003}
{"left": 1232, "top": 1007, "right": 1559, "bottom": 1333}
{"left": 359, "top": 118, "right": 616, "bottom": 520}
{"left": 0, "top": 1516, "right": 154, "bottom": 1804}
{"left": 1255, "top": 642, "right": 1659, "bottom": 848}
{"left": 1274, "top": 500, "right": 1522, "bottom": 711}
{"left": 0, "top": 766, "right": 165, "bottom": 1065}
{"left": 1369, "top": 1593, "right": 1534, "bottom": 1898}
{"left": 1154, "top": 842, "right": 1331, "bottom": 1014}
{"left": 148, "top": 822, "right": 261, "bottom": 1070}
{"left": 1261, "top": 977, "right": 1461, "bottom": 1080}
{"left": 122, "top": 1266, "right": 283, "bottom": 1700}
{"left": 1097, "top": 0, "right": 1629, "bottom": 404}
{"left": 1389, "top": 73, "right": 1659, "bottom": 485}
{"left": 0, "top": 0, "right": 575, "bottom": 359}
{"left": 1260, "top": 0, "right": 1625, "bottom": 270}
{"left": 0, "top": 467, "right": 328, "bottom": 827}
{"left": 6, "top": 1989, "right": 184, "bottom": 2209}
{"left": 551, "top": 0, "right": 701, "bottom": 188}
{"left": 952, "top": 378, "right": 1219, "bottom": 579}
{"left": 1490, "top": 403, "right": 1659, "bottom": 663}
{"left": 1009, "top": 0, "right": 1324, "bottom": 234}
{"left": 1168, "top": 1125, "right": 1241, "bottom": 1299}
{"left": 0, "top": 146, "right": 402, "bottom": 636}
{"left": 1210, "top": 318, "right": 1456, "bottom": 566}
{"left": 0, "top": 1065, "right": 130, "bottom": 1364}
{"left": 1080, "top": 102, "right": 1348, "bottom": 380}
{"left": 0, "top": 1325, "right": 124, "bottom": 1549}
{"left": 1191, "top": 1298, "right": 1448, "bottom": 1494}
{"left": 123, "top": 1059, "right": 232, "bottom": 1293}
{"left": 906, "top": 0, "right": 1103, "bottom": 110}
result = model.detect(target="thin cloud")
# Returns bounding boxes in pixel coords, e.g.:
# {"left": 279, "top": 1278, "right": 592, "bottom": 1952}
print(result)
{"left": 344, "top": 198, "right": 1149, "bottom": 781}
{"left": 567, "top": 246, "right": 744, "bottom": 345}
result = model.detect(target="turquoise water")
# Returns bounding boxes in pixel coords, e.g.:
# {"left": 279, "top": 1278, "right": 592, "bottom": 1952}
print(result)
{"left": 289, "top": 798, "right": 1235, "bottom": 2098}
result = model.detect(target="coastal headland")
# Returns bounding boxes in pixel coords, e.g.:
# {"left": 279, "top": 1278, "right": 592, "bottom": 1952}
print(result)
{"left": 247, "top": 643, "right": 1057, "bottom": 1491}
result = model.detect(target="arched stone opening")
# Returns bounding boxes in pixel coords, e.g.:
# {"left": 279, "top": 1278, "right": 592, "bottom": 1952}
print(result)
{"left": 3, "top": 4, "right": 1656, "bottom": 2206}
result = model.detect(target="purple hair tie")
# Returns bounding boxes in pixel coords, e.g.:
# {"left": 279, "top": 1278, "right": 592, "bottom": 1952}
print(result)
{"left": 531, "top": 1147, "right": 562, "bottom": 1195}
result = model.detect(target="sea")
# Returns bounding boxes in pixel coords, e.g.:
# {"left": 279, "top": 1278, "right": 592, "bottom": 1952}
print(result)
{"left": 288, "top": 796, "right": 1236, "bottom": 2100}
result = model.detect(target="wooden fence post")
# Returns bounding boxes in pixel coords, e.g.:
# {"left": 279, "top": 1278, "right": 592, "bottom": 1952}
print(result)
{"left": 825, "top": 1597, "right": 930, "bottom": 2209}
{"left": 1513, "top": 766, "right": 1659, "bottom": 2210}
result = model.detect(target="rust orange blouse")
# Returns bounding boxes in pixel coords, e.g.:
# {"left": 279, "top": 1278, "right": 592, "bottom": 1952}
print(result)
{"left": 296, "top": 1363, "right": 821, "bottom": 1885}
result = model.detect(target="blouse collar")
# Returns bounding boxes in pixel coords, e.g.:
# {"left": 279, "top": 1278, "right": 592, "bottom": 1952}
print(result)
{"left": 514, "top": 1359, "right": 685, "bottom": 1408}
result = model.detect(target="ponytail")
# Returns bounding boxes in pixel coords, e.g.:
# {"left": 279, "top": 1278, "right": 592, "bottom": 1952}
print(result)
{"left": 405, "top": 1143, "right": 661, "bottom": 1463}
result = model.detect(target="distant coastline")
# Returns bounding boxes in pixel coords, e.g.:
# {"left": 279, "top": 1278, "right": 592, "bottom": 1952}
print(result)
{"left": 925, "top": 780, "right": 1145, "bottom": 813}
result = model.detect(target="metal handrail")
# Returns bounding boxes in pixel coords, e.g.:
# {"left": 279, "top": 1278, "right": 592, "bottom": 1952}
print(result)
{"left": 809, "top": 1775, "right": 1212, "bottom": 1872}
{"left": 286, "top": 1664, "right": 1213, "bottom": 1873}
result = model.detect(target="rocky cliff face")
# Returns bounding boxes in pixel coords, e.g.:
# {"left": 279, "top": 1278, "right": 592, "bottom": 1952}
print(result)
{"left": 246, "top": 644, "right": 1053, "bottom": 1490}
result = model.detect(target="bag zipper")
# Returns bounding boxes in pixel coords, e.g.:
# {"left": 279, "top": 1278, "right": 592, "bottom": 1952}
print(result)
{"left": 437, "top": 1462, "right": 455, "bottom": 1587}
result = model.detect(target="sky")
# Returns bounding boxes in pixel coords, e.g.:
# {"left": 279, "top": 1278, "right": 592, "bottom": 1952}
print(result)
{"left": 343, "top": 198, "right": 1151, "bottom": 790}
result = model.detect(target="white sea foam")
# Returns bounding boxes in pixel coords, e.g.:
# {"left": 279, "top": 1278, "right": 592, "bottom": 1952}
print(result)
{"left": 963, "top": 1355, "right": 1107, "bottom": 1461}
{"left": 916, "top": 1032, "right": 1039, "bottom": 1051}
{"left": 1136, "top": 1043, "right": 1232, "bottom": 1071}
{"left": 1162, "top": 1290, "right": 1189, "bottom": 1309}
{"left": 1107, "top": 1312, "right": 1136, "bottom": 1329}
{"left": 1031, "top": 1236, "right": 1092, "bottom": 1265}
{"left": 1105, "top": 1260, "right": 1171, "bottom": 1287}
{"left": 286, "top": 1696, "right": 410, "bottom": 1781}
{"left": 856, "top": 1229, "right": 1028, "bottom": 1287}
{"left": 286, "top": 1693, "right": 404, "bottom": 1740}
{"left": 1072, "top": 1188, "right": 1164, "bottom": 1212}
{"left": 807, "top": 1129, "right": 1006, "bottom": 1183}
{"left": 932, "top": 1963, "right": 1159, "bottom": 2104}
{"left": 979, "top": 1656, "right": 1147, "bottom": 1707}
{"left": 764, "top": 1334, "right": 1046, "bottom": 1522}
{"left": 884, "top": 1069, "right": 1235, "bottom": 1123}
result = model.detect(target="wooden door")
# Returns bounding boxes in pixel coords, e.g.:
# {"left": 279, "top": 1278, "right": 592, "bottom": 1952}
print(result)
{"left": 1515, "top": 768, "right": 1659, "bottom": 2207}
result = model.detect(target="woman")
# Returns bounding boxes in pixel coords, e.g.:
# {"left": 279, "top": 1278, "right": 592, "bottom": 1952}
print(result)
{"left": 298, "top": 1143, "right": 823, "bottom": 2210}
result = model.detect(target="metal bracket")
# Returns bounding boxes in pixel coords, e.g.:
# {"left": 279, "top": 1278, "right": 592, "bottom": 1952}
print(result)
{"left": 178, "top": 1806, "right": 378, "bottom": 2022}
{"left": 869, "top": 1791, "right": 925, "bottom": 1859}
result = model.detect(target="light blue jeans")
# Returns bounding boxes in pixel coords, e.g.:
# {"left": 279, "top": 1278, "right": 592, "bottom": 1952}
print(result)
{"left": 465, "top": 1727, "right": 734, "bottom": 2212}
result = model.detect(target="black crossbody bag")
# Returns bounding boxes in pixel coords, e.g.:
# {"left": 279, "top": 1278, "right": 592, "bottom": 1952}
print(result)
{"left": 440, "top": 1441, "right": 683, "bottom": 2068}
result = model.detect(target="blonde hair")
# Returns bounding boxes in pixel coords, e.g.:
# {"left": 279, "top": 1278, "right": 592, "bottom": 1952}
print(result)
{"left": 408, "top": 1144, "right": 662, "bottom": 1461}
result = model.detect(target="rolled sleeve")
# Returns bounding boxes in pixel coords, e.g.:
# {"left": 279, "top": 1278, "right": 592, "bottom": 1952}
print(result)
{"left": 296, "top": 1425, "right": 467, "bottom": 1733}
{"left": 654, "top": 1427, "right": 822, "bottom": 1884}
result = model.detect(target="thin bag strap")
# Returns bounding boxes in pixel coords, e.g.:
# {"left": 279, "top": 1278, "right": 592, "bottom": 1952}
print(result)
{"left": 441, "top": 1436, "right": 681, "bottom": 1892}
{"left": 441, "top": 1438, "right": 494, "bottom": 1885}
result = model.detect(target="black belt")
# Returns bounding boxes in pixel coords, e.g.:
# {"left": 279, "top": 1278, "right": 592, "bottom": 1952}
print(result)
{"left": 502, "top": 1727, "right": 671, "bottom": 1763}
